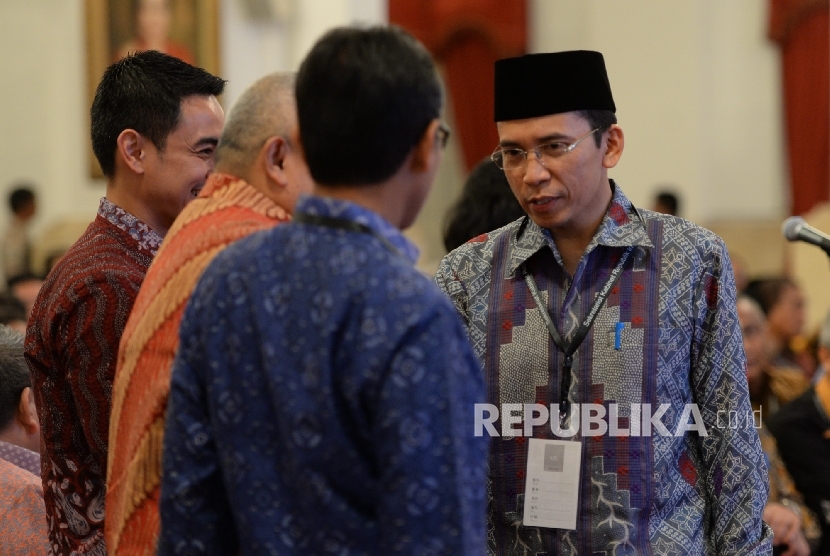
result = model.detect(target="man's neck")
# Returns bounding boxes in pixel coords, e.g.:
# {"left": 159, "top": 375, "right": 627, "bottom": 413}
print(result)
{"left": 105, "top": 182, "right": 169, "bottom": 237}
{"left": 549, "top": 191, "right": 613, "bottom": 276}
{"left": 314, "top": 182, "right": 407, "bottom": 229}
{"left": 0, "top": 429, "right": 38, "bottom": 455}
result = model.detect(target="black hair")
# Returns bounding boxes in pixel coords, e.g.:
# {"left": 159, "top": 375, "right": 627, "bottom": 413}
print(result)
{"left": 8, "top": 186, "right": 35, "bottom": 214}
{"left": 0, "top": 294, "right": 25, "bottom": 327}
{"left": 295, "top": 25, "right": 442, "bottom": 186}
{"left": 655, "top": 191, "right": 680, "bottom": 216}
{"left": 744, "top": 277, "right": 797, "bottom": 315}
{"left": 90, "top": 50, "right": 226, "bottom": 178}
{"left": 576, "top": 110, "right": 617, "bottom": 147}
{"left": 0, "top": 325, "right": 28, "bottom": 431}
{"left": 443, "top": 158, "right": 525, "bottom": 252}
{"left": 7, "top": 272, "right": 42, "bottom": 292}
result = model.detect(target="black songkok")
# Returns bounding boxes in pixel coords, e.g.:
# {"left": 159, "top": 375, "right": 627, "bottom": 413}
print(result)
{"left": 494, "top": 51, "right": 616, "bottom": 122}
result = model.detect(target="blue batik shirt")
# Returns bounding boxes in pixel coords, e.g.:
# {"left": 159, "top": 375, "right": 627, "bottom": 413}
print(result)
{"left": 159, "top": 195, "right": 488, "bottom": 556}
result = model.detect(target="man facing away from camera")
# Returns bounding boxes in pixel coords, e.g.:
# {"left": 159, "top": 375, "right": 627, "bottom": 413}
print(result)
{"left": 0, "top": 325, "right": 49, "bottom": 554}
{"left": 158, "top": 26, "right": 487, "bottom": 555}
{"left": 435, "top": 51, "right": 772, "bottom": 554}
{"left": 25, "top": 50, "right": 225, "bottom": 554}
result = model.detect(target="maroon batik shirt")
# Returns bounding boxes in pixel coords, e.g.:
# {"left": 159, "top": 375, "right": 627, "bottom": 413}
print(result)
{"left": 25, "top": 198, "right": 162, "bottom": 555}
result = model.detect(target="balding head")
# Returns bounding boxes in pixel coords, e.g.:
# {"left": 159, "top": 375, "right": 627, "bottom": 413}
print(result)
{"left": 215, "top": 73, "right": 313, "bottom": 211}
{"left": 217, "top": 73, "right": 296, "bottom": 176}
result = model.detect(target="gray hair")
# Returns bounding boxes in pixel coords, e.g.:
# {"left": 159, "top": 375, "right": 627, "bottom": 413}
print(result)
{"left": 0, "top": 325, "right": 28, "bottom": 431}
{"left": 216, "top": 72, "right": 298, "bottom": 178}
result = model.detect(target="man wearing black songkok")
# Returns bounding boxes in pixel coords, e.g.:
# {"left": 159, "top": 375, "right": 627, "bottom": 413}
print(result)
{"left": 436, "top": 51, "right": 772, "bottom": 554}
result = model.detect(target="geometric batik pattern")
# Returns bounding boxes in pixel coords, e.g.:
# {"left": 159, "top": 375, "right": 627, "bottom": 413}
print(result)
{"left": 436, "top": 182, "right": 774, "bottom": 555}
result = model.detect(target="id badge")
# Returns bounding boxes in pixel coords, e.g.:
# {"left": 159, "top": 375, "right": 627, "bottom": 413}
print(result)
{"left": 522, "top": 438, "right": 582, "bottom": 530}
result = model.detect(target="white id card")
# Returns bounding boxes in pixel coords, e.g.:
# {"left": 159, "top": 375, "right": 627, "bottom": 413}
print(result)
{"left": 522, "top": 438, "right": 582, "bottom": 530}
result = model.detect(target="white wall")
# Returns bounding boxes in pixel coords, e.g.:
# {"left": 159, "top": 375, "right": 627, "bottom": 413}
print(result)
{"left": 530, "top": 0, "right": 786, "bottom": 224}
{"left": 0, "top": 0, "right": 785, "bottom": 270}
{"left": 0, "top": 0, "right": 386, "bottom": 251}
{"left": 0, "top": 0, "right": 104, "bottom": 242}
{"left": 221, "top": 0, "right": 386, "bottom": 108}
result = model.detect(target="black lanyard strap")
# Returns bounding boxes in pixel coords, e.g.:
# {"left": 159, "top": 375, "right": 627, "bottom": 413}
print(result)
{"left": 293, "top": 211, "right": 402, "bottom": 257}
{"left": 521, "top": 245, "right": 634, "bottom": 423}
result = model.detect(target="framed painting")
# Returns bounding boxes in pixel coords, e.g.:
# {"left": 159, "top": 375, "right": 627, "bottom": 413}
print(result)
{"left": 85, "top": 0, "right": 220, "bottom": 178}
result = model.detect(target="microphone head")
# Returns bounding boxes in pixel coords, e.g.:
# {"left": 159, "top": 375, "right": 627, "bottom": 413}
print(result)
{"left": 782, "top": 216, "right": 806, "bottom": 241}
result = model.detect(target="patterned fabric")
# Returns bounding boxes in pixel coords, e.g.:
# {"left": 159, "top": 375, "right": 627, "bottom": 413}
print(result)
{"left": 0, "top": 457, "right": 50, "bottom": 555}
{"left": 159, "top": 195, "right": 488, "bottom": 555}
{"left": 106, "top": 173, "right": 290, "bottom": 554}
{"left": 435, "top": 182, "right": 773, "bottom": 555}
{"left": 0, "top": 439, "right": 41, "bottom": 476}
{"left": 98, "top": 197, "right": 164, "bottom": 255}
{"left": 25, "top": 198, "right": 159, "bottom": 555}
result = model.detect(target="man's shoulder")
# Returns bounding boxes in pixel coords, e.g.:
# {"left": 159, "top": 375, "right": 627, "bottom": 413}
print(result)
{"left": 440, "top": 218, "right": 523, "bottom": 272}
{"left": 34, "top": 218, "right": 150, "bottom": 317}
{"left": 165, "top": 177, "right": 286, "bottom": 242}
{"left": 0, "top": 457, "right": 42, "bottom": 494}
{"left": 53, "top": 217, "right": 147, "bottom": 275}
{"left": 141, "top": 193, "right": 281, "bottom": 300}
{"left": 199, "top": 223, "right": 452, "bottom": 321}
{"left": 639, "top": 209, "right": 727, "bottom": 256}
{"left": 0, "top": 458, "right": 47, "bottom": 551}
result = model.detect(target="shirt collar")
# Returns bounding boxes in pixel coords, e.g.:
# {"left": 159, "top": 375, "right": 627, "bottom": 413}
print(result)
{"left": 0, "top": 440, "right": 41, "bottom": 476}
{"left": 200, "top": 172, "right": 240, "bottom": 197}
{"left": 294, "top": 195, "right": 420, "bottom": 265}
{"left": 97, "top": 197, "right": 164, "bottom": 255}
{"left": 506, "top": 181, "right": 653, "bottom": 276}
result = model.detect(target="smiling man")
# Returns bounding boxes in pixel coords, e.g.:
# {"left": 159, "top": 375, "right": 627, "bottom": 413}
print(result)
{"left": 106, "top": 72, "right": 313, "bottom": 555}
{"left": 25, "top": 50, "right": 224, "bottom": 555}
{"left": 436, "top": 51, "right": 772, "bottom": 554}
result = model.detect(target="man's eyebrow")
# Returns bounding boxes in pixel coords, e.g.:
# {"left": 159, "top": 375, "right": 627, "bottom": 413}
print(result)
{"left": 498, "top": 133, "right": 571, "bottom": 148}
{"left": 193, "top": 137, "right": 220, "bottom": 149}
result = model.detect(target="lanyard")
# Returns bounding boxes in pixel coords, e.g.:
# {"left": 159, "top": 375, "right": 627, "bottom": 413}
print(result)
{"left": 293, "top": 212, "right": 402, "bottom": 257}
{"left": 521, "top": 244, "right": 634, "bottom": 424}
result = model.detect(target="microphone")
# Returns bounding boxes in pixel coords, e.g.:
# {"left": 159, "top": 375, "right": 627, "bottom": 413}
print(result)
{"left": 782, "top": 216, "right": 830, "bottom": 255}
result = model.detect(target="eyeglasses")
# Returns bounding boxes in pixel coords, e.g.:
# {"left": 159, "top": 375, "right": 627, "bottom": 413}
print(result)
{"left": 437, "top": 122, "right": 451, "bottom": 149}
{"left": 490, "top": 127, "right": 600, "bottom": 171}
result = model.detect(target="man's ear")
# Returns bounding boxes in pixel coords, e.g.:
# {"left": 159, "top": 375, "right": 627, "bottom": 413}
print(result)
{"left": 18, "top": 387, "right": 38, "bottom": 435}
{"left": 263, "top": 136, "right": 289, "bottom": 188}
{"left": 602, "top": 124, "right": 624, "bottom": 169}
{"left": 410, "top": 119, "right": 442, "bottom": 173}
{"left": 116, "top": 129, "right": 146, "bottom": 174}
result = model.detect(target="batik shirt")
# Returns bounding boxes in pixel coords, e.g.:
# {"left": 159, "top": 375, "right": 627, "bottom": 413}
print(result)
{"left": 26, "top": 198, "right": 162, "bottom": 555}
{"left": 0, "top": 457, "right": 50, "bottom": 555}
{"left": 159, "top": 195, "right": 488, "bottom": 555}
{"left": 435, "top": 182, "right": 772, "bottom": 555}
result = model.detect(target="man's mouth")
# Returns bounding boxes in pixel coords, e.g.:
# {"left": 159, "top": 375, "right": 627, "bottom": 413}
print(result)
{"left": 191, "top": 187, "right": 202, "bottom": 197}
{"left": 528, "top": 196, "right": 557, "bottom": 209}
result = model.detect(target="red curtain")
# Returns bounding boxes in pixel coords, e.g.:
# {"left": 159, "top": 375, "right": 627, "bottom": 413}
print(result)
{"left": 389, "top": 0, "right": 527, "bottom": 171}
{"left": 769, "top": 0, "right": 830, "bottom": 215}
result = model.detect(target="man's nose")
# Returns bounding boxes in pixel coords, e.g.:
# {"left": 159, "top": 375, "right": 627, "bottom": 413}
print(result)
{"left": 523, "top": 151, "right": 550, "bottom": 185}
